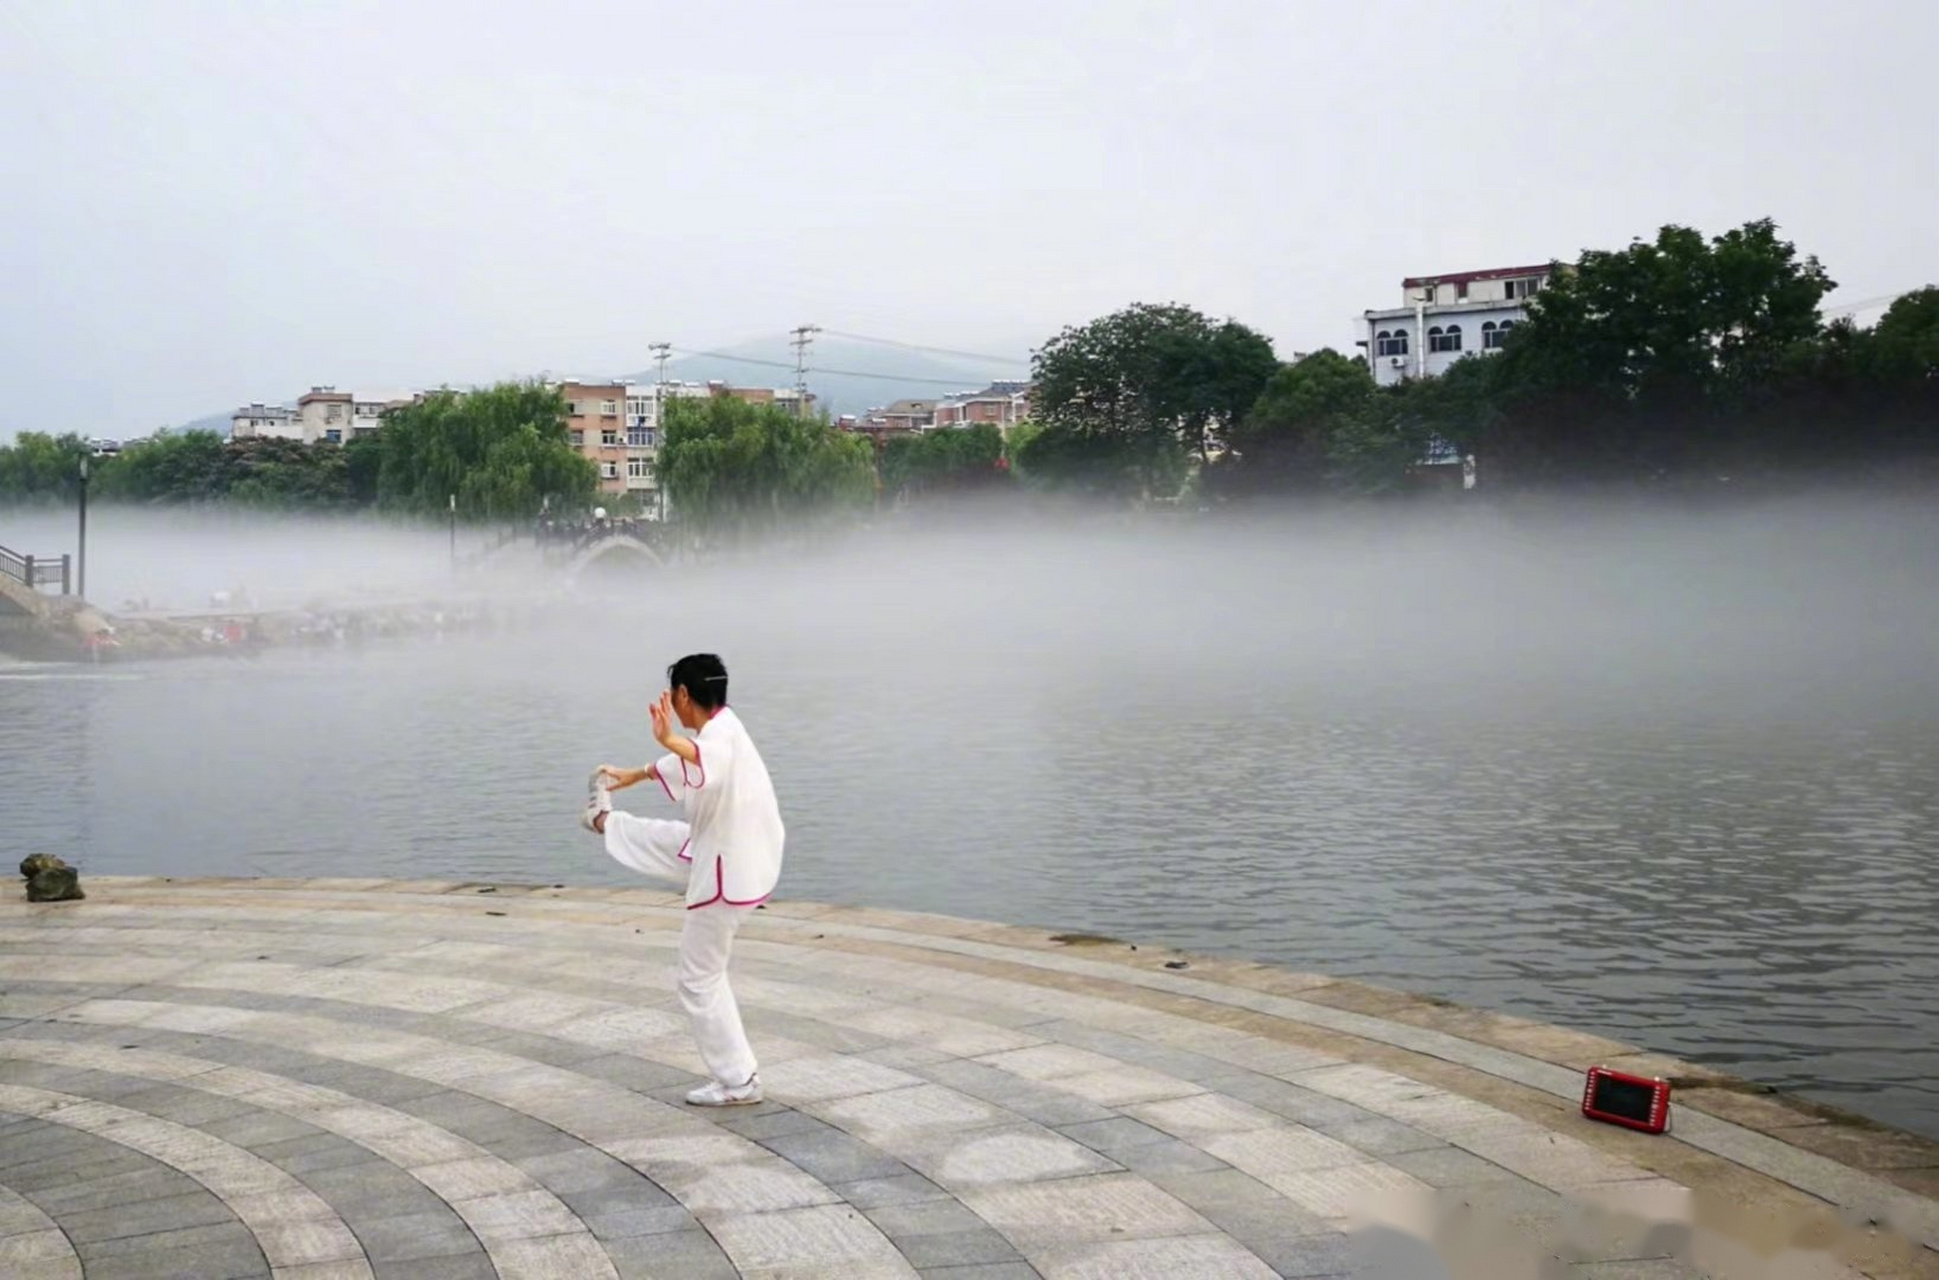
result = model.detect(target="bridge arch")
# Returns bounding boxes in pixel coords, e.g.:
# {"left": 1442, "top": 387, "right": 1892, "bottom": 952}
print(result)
{"left": 564, "top": 535, "right": 667, "bottom": 578}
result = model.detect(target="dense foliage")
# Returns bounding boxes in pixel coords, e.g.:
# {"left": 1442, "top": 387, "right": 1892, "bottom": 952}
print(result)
{"left": 0, "top": 382, "right": 595, "bottom": 519}
{"left": 655, "top": 395, "right": 874, "bottom": 539}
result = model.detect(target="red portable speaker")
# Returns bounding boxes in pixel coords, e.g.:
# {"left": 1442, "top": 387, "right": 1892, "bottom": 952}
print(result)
{"left": 1581, "top": 1066, "right": 1672, "bottom": 1134}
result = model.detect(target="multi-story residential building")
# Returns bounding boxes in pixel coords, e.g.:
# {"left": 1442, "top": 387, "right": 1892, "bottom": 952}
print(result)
{"left": 285, "top": 388, "right": 416, "bottom": 443}
{"left": 296, "top": 388, "right": 354, "bottom": 444}
{"left": 878, "top": 399, "right": 937, "bottom": 433}
{"left": 231, "top": 404, "right": 301, "bottom": 440}
{"left": 770, "top": 388, "right": 812, "bottom": 417}
{"left": 350, "top": 392, "right": 414, "bottom": 440}
{"left": 618, "top": 381, "right": 710, "bottom": 512}
{"left": 1360, "top": 265, "right": 1552, "bottom": 387}
{"left": 559, "top": 380, "right": 628, "bottom": 495}
{"left": 693, "top": 381, "right": 817, "bottom": 415}
{"left": 934, "top": 382, "right": 1031, "bottom": 430}
{"left": 623, "top": 384, "right": 659, "bottom": 507}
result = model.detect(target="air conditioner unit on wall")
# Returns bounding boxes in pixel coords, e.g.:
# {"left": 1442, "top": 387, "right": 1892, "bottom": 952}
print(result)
{"left": 1389, "top": 357, "right": 1406, "bottom": 368}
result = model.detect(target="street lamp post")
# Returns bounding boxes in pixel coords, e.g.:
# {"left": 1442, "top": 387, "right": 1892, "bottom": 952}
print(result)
{"left": 77, "top": 454, "right": 90, "bottom": 600}
{"left": 448, "top": 493, "right": 457, "bottom": 569}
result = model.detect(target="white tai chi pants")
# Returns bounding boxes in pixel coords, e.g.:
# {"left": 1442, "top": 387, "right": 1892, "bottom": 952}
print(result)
{"left": 599, "top": 810, "right": 759, "bottom": 1088}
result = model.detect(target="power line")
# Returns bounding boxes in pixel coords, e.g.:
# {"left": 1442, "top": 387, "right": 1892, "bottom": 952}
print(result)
{"left": 1823, "top": 289, "right": 1917, "bottom": 317}
{"left": 818, "top": 329, "right": 1030, "bottom": 367}
{"left": 667, "top": 347, "right": 1002, "bottom": 387}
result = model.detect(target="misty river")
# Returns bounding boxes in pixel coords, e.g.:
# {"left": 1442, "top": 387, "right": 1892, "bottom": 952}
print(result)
{"left": 3, "top": 497, "right": 1937, "bottom": 1141}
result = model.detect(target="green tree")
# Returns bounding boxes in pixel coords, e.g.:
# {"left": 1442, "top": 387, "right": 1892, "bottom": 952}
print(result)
{"left": 0, "top": 432, "right": 92, "bottom": 504}
{"left": 1487, "top": 220, "right": 1835, "bottom": 483}
{"left": 1030, "top": 303, "right": 1277, "bottom": 499}
{"left": 1012, "top": 422, "right": 1189, "bottom": 500}
{"left": 375, "top": 383, "right": 594, "bottom": 519}
{"left": 656, "top": 396, "right": 874, "bottom": 541}
{"left": 881, "top": 423, "right": 1007, "bottom": 499}
{"left": 1322, "top": 358, "right": 1500, "bottom": 495}
{"left": 1869, "top": 287, "right": 1939, "bottom": 382}
{"left": 343, "top": 432, "right": 385, "bottom": 507}
{"left": 1226, "top": 349, "right": 1377, "bottom": 495}
{"left": 94, "top": 432, "right": 232, "bottom": 503}
{"left": 224, "top": 437, "right": 354, "bottom": 510}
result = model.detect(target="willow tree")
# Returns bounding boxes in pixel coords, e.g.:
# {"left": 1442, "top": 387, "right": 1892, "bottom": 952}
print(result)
{"left": 375, "top": 382, "right": 595, "bottom": 519}
{"left": 656, "top": 396, "right": 874, "bottom": 541}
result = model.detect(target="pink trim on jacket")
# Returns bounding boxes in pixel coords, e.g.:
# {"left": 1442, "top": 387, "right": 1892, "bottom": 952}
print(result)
{"left": 685, "top": 860, "right": 770, "bottom": 910}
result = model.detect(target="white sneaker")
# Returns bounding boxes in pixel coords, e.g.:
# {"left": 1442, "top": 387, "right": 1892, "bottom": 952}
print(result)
{"left": 581, "top": 769, "right": 612, "bottom": 833}
{"left": 686, "top": 1075, "right": 762, "bottom": 1107}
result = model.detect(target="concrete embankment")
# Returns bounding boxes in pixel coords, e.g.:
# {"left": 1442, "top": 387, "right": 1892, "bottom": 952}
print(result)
{"left": 2, "top": 877, "right": 1935, "bottom": 1278}
{"left": 0, "top": 579, "right": 516, "bottom": 662}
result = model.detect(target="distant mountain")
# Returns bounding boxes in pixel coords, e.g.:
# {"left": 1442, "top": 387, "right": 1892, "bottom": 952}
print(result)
{"left": 152, "top": 335, "right": 1034, "bottom": 443}
{"left": 627, "top": 335, "right": 1030, "bottom": 418}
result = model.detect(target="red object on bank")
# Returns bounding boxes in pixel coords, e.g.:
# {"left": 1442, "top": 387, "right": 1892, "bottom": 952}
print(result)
{"left": 1581, "top": 1066, "right": 1672, "bottom": 1134}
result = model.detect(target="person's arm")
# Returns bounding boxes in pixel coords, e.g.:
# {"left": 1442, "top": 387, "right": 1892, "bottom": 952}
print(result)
{"left": 598, "top": 764, "right": 657, "bottom": 791}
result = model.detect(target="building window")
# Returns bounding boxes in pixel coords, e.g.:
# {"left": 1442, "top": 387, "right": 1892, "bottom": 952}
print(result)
{"left": 569, "top": 430, "right": 585, "bottom": 448}
{"left": 1375, "top": 330, "right": 1409, "bottom": 357}
{"left": 1456, "top": 281, "right": 1469, "bottom": 300}
{"left": 601, "top": 461, "right": 619, "bottom": 480}
{"left": 1483, "top": 320, "right": 1520, "bottom": 350}
{"left": 325, "top": 429, "right": 342, "bottom": 444}
{"left": 627, "top": 457, "right": 652, "bottom": 480}
{"left": 1429, "top": 325, "right": 1463, "bottom": 354}
{"left": 1504, "top": 277, "right": 1544, "bottom": 300}
{"left": 599, "top": 400, "right": 619, "bottom": 416}
{"left": 601, "top": 429, "right": 619, "bottom": 446}
{"left": 627, "top": 428, "right": 656, "bottom": 447}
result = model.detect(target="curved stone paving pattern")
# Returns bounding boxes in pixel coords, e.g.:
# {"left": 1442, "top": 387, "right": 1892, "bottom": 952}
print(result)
{"left": 0, "top": 879, "right": 1933, "bottom": 1279}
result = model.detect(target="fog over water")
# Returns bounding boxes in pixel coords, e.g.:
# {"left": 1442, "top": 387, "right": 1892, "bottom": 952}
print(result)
{"left": 3, "top": 495, "right": 1936, "bottom": 1138}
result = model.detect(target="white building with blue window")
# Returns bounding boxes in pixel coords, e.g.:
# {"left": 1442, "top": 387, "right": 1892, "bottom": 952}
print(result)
{"left": 622, "top": 381, "right": 711, "bottom": 512}
{"left": 1359, "top": 264, "right": 1552, "bottom": 387}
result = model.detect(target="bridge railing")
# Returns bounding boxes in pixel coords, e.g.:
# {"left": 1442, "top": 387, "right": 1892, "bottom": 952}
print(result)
{"left": 535, "top": 518, "right": 666, "bottom": 555}
{"left": 0, "top": 543, "right": 70, "bottom": 595}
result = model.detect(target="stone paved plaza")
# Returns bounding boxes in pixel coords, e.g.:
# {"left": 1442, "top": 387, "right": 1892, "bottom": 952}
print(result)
{"left": 2, "top": 878, "right": 1936, "bottom": 1279}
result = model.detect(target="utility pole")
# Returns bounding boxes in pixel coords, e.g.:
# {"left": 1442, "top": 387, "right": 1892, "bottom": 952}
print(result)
{"left": 789, "top": 325, "right": 820, "bottom": 419}
{"left": 77, "top": 453, "right": 90, "bottom": 600}
{"left": 448, "top": 493, "right": 457, "bottom": 571}
{"left": 649, "top": 341, "right": 672, "bottom": 523}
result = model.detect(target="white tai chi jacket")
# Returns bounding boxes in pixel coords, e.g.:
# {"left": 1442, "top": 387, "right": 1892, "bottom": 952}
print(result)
{"left": 654, "top": 706, "right": 785, "bottom": 909}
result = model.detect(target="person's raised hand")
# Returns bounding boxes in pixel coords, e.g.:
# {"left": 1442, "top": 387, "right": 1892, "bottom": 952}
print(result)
{"left": 650, "top": 692, "right": 681, "bottom": 750}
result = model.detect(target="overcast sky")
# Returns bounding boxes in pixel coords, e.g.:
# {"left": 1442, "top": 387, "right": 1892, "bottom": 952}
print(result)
{"left": 2, "top": 0, "right": 1932, "bottom": 439}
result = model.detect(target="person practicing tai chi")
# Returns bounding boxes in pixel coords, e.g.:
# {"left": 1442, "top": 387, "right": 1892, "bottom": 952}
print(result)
{"left": 583, "top": 653, "right": 784, "bottom": 1106}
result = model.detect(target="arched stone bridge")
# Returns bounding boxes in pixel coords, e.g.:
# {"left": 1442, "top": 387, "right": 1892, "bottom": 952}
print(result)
{"left": 460, "top": 523, "right": 673, "bottom": 580}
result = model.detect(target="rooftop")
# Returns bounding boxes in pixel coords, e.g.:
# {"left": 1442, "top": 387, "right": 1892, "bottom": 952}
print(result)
{"left": 1401, "top": 264, "right": 1554, "bottom": 288}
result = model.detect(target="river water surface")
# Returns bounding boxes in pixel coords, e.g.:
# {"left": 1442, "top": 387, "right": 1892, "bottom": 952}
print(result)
{"left": 3, "top": 498, "right": 1936, "bottom": 1139}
